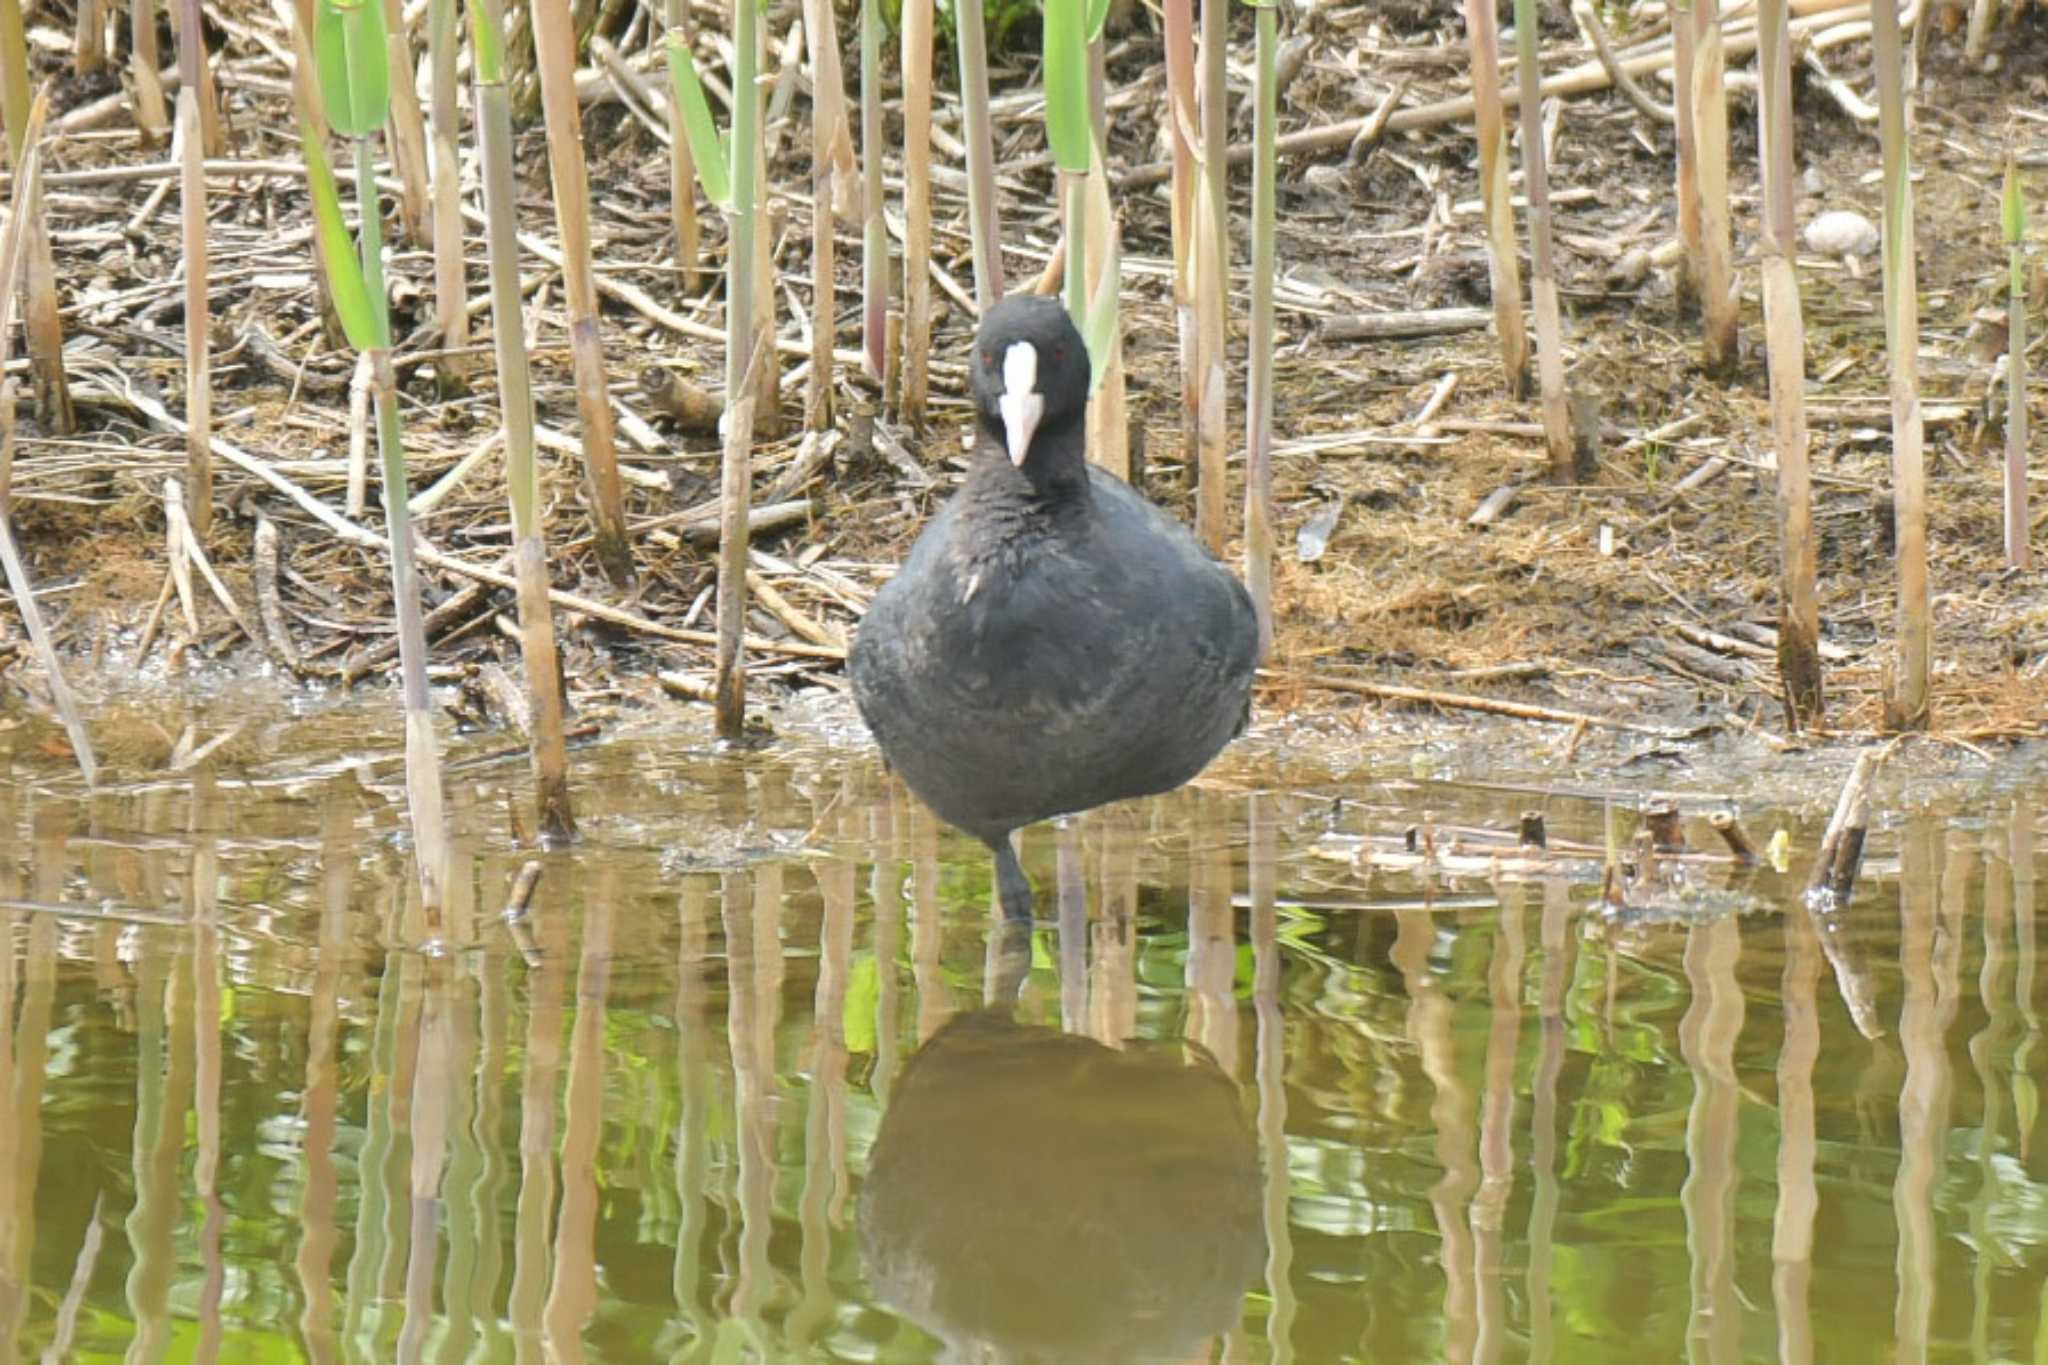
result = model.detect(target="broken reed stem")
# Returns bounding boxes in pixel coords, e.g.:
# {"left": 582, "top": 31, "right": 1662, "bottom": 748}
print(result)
{"left": 1464, "top": 0, "right": 1528, "bottom": 397}
{"left": 1244, "top": 0, "right": 1276, "bottom": 657}
{"left": 899, "top": 0, "right": 934, "bottom": 430}
{"left": 178, "top": 89, "right": 211, "bottom": 541}
{"left": 1805, "top": 747, "right": 1882, "bottom": 904}
{"left": 1756, "top": 0, "right": 1823, "bottom": 726}
{"left": 859, "top": 0, "right": 888, "bottom": 383}
{"left": 1511, "top": 0, "right": 1572, "bottom": 479}
{"left": 1868, "top": 0, "right": 1929, "bottom": 730}
{"left": 474, "top": 0, "right": 573, "bottom": 842}
{"left": 1691, "top": 0, "right": 1737, "bottom": 371}
{"left": 427, "top": 0, "right": 471, "bottom": 397}
{"left": 531, "top": 0, "right": 634, "bottom": 588}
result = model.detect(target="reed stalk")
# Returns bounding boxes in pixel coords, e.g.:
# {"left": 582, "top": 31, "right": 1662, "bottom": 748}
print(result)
{"left": 178, "top": 89, "right": 211, "bottom": 541}
{"left": 1194, "top": 0, "right": 1228, "bottom": 551}
{"left": 0, "top": 93, "right": 95, "bottom": 786}
{"left": 1462, "top": 0, "right": 1528, "bottom": 397}
{"left": 74, "top": 0, "right": 105, "bottom": 75}
{"left": 284, "top": 0, "right": 347, "bottom": 348}
{"left": 128, "top": 0, "right": 170, "bottom": 143}
{"left": 1755, "top": 0, "right": 1822, "bottom": 725}
{"left": 717, "top": 0, "right": 764, "bottom": 739}
{"left": 426, "top": 0, "right": 469, "bottom": 396}
{"left": 859, "top": 0, "right": 887, "bottom": 383}
{"left": 2003, "top": 153, "right": 2029, "bottom": 571}
{"left": 531, "top": 0, "right": 634, "bottom": 588}
{"left": 174, "top": 0, "right": 223, "bottom": 153}
{"left": 1, "top": 33, "right": 74, "bottom": 436}
{"left": 1163, "top": 0, "right": 1199, "bottom": 464}
{"left": 955, "top": 0, "right": 1003, "bottom": 309}
{"left": 663, "top": 0, "right": 701, "bottom": 286}
{"left": 1081, "top": 33, "right": 1126, "bottom": 478}
{"left": 1244, "top": 0, "right": 1276, "bottom": 656}
{"left": 379, "top": 0, "right": 431, "bottom": 243}
{"left": 0, "top": 0, "right": 27, "bottom": 148}
{"left": 1690, "top": 0, "right": 1737, "bottom": 371}
{"left": 471, "top": 0, "right": 574, "bottom": 839}
{"left": 1511, "top": 0, "right": 1572, "bottom": 480}
{"left": 1672, "top": 0, "right": 1699, "bottom": 306}
{"left": 1869, "top": 0, "right": 1928, "bottom": 729}
{"left": 802, "top": 0, "right": 853, "bottom": 428}
{"left": 307, "top": 0, "right": 447, "bottom": 920}
{"left": 900, "top": 0, "right": 934, "bottom": 429}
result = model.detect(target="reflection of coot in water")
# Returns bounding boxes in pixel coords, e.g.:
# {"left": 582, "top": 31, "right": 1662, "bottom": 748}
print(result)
{"left": 848, "top": 296, "right": 1260, "bottom": 922}
{"left": 859, "top": 1012, "right": 1264, "bottom": 1362}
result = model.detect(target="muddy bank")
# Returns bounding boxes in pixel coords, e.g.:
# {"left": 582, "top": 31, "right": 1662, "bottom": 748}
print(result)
{"left": 3, "top": 4, "right": 2046, "bottom": 749}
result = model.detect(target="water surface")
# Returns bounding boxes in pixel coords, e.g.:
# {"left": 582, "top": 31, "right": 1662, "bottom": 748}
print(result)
{"left": 0, "top": 693, "right": 2044, "bottom": 1362}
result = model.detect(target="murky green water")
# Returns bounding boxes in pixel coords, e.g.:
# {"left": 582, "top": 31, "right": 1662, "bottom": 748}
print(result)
{"left": 1, "top": 693, "right": 2046, "bottom": 1363}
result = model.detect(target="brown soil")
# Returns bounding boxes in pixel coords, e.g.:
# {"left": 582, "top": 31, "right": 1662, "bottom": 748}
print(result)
{"left": 4, "top": 0, "right": 2047, "bottom": 746}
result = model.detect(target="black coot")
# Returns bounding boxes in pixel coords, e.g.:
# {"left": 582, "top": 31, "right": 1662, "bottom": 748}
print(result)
{"left": 849, "top": 295, "right": 1260, "bottom": 920}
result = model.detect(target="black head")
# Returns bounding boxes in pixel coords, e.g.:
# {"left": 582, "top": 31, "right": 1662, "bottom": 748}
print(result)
{"left": 968, "top": 295, "right": 1092, "bottom": 470}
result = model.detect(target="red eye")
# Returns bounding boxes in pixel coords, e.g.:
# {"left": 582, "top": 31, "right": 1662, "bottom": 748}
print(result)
{"left": 982, "top": 349, "right": 994, "bottom": 368}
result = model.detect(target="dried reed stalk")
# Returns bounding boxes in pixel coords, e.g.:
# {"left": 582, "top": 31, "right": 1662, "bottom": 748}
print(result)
{"left": 859, "top": 0, "right": 888, "bottom": 383}
{"left": 955, "top": 0, "right": 1002, "bottom": 308}
{"left": 179, "top": 89, "right": 211, "bottom": 540}
{"left": 174, "top": 0, "right": 223, "bottom": 153}
{"left": 73, "top": 0, "right": 104, "bottom": 74}
{"left": 129, "top": 0, "right": 170, "bottom": 143}
{"left": 1690, "top": 0, "right": 1737, "bottom": 371}
{"left": 378, "top": 0, "right": 431, "bottom": 243}
{"left": 1244, "top": 0, "right": 1276, "bottom": 654}
{"left": 531, "top": 0, "right": 634, "bottom": 587}
{"left": 1869, "top": 0, "right": 1928, "bottom": 729}
{"left": 1163, "top": 0, "right": 1200, "bottom": 466}
{"left": 2002, "top": 154, "right": 2029, "bottom": 571}
{"left": 1512, "top": 0, "right": 1571, "bottom": 479}
{"left": 1756, "top": 0, "right": 1822, "bottom": 725}
{"left": 803, "top": 0, "right": 854, "bottom": 428}
{"left": 663, "top": 0, "right": 701, "bottom": 286}
{"left": 899, "top": 0, "right": 934, "bottom": 429}
{"left": 716, "top": 0, "right": 765, "bottom": 739}
{"left": 472, "top": 0, "right": 573, "bottom": 839}
{"left": 1463, "top": 0, "right": 1528, "bottom": 397}
{"left": 427, "top": 0, "right": 470, "bottom": 395}
{"left": 1194, "top": 0, "right": 1229, "bottom": 551}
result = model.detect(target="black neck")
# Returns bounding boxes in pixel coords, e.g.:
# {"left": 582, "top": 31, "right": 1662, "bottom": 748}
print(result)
{"left": 964, "top": 411, "right": 1091, "bottom": 510}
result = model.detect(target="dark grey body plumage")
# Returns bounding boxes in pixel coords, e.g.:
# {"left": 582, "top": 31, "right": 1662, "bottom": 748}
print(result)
{"left": 849, "top": 296, "right": 1259, "bottom": 919}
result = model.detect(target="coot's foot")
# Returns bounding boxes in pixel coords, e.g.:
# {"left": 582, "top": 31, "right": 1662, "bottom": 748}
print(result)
{"left": 990, "top": 836, "right": 1036, "bottom": 922}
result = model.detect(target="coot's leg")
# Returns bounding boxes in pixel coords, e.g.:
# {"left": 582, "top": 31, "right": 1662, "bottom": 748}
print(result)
{"left": 986, "top": 917, "right": 1033, "bottom": 1000}
{"left": 989, "top": 834, "right": 1036, "bottom": 922}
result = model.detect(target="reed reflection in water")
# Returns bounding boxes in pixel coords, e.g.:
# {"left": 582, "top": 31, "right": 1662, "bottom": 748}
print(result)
{"left": 0, "top": 722, "right": 2044, "bottom": 1361}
